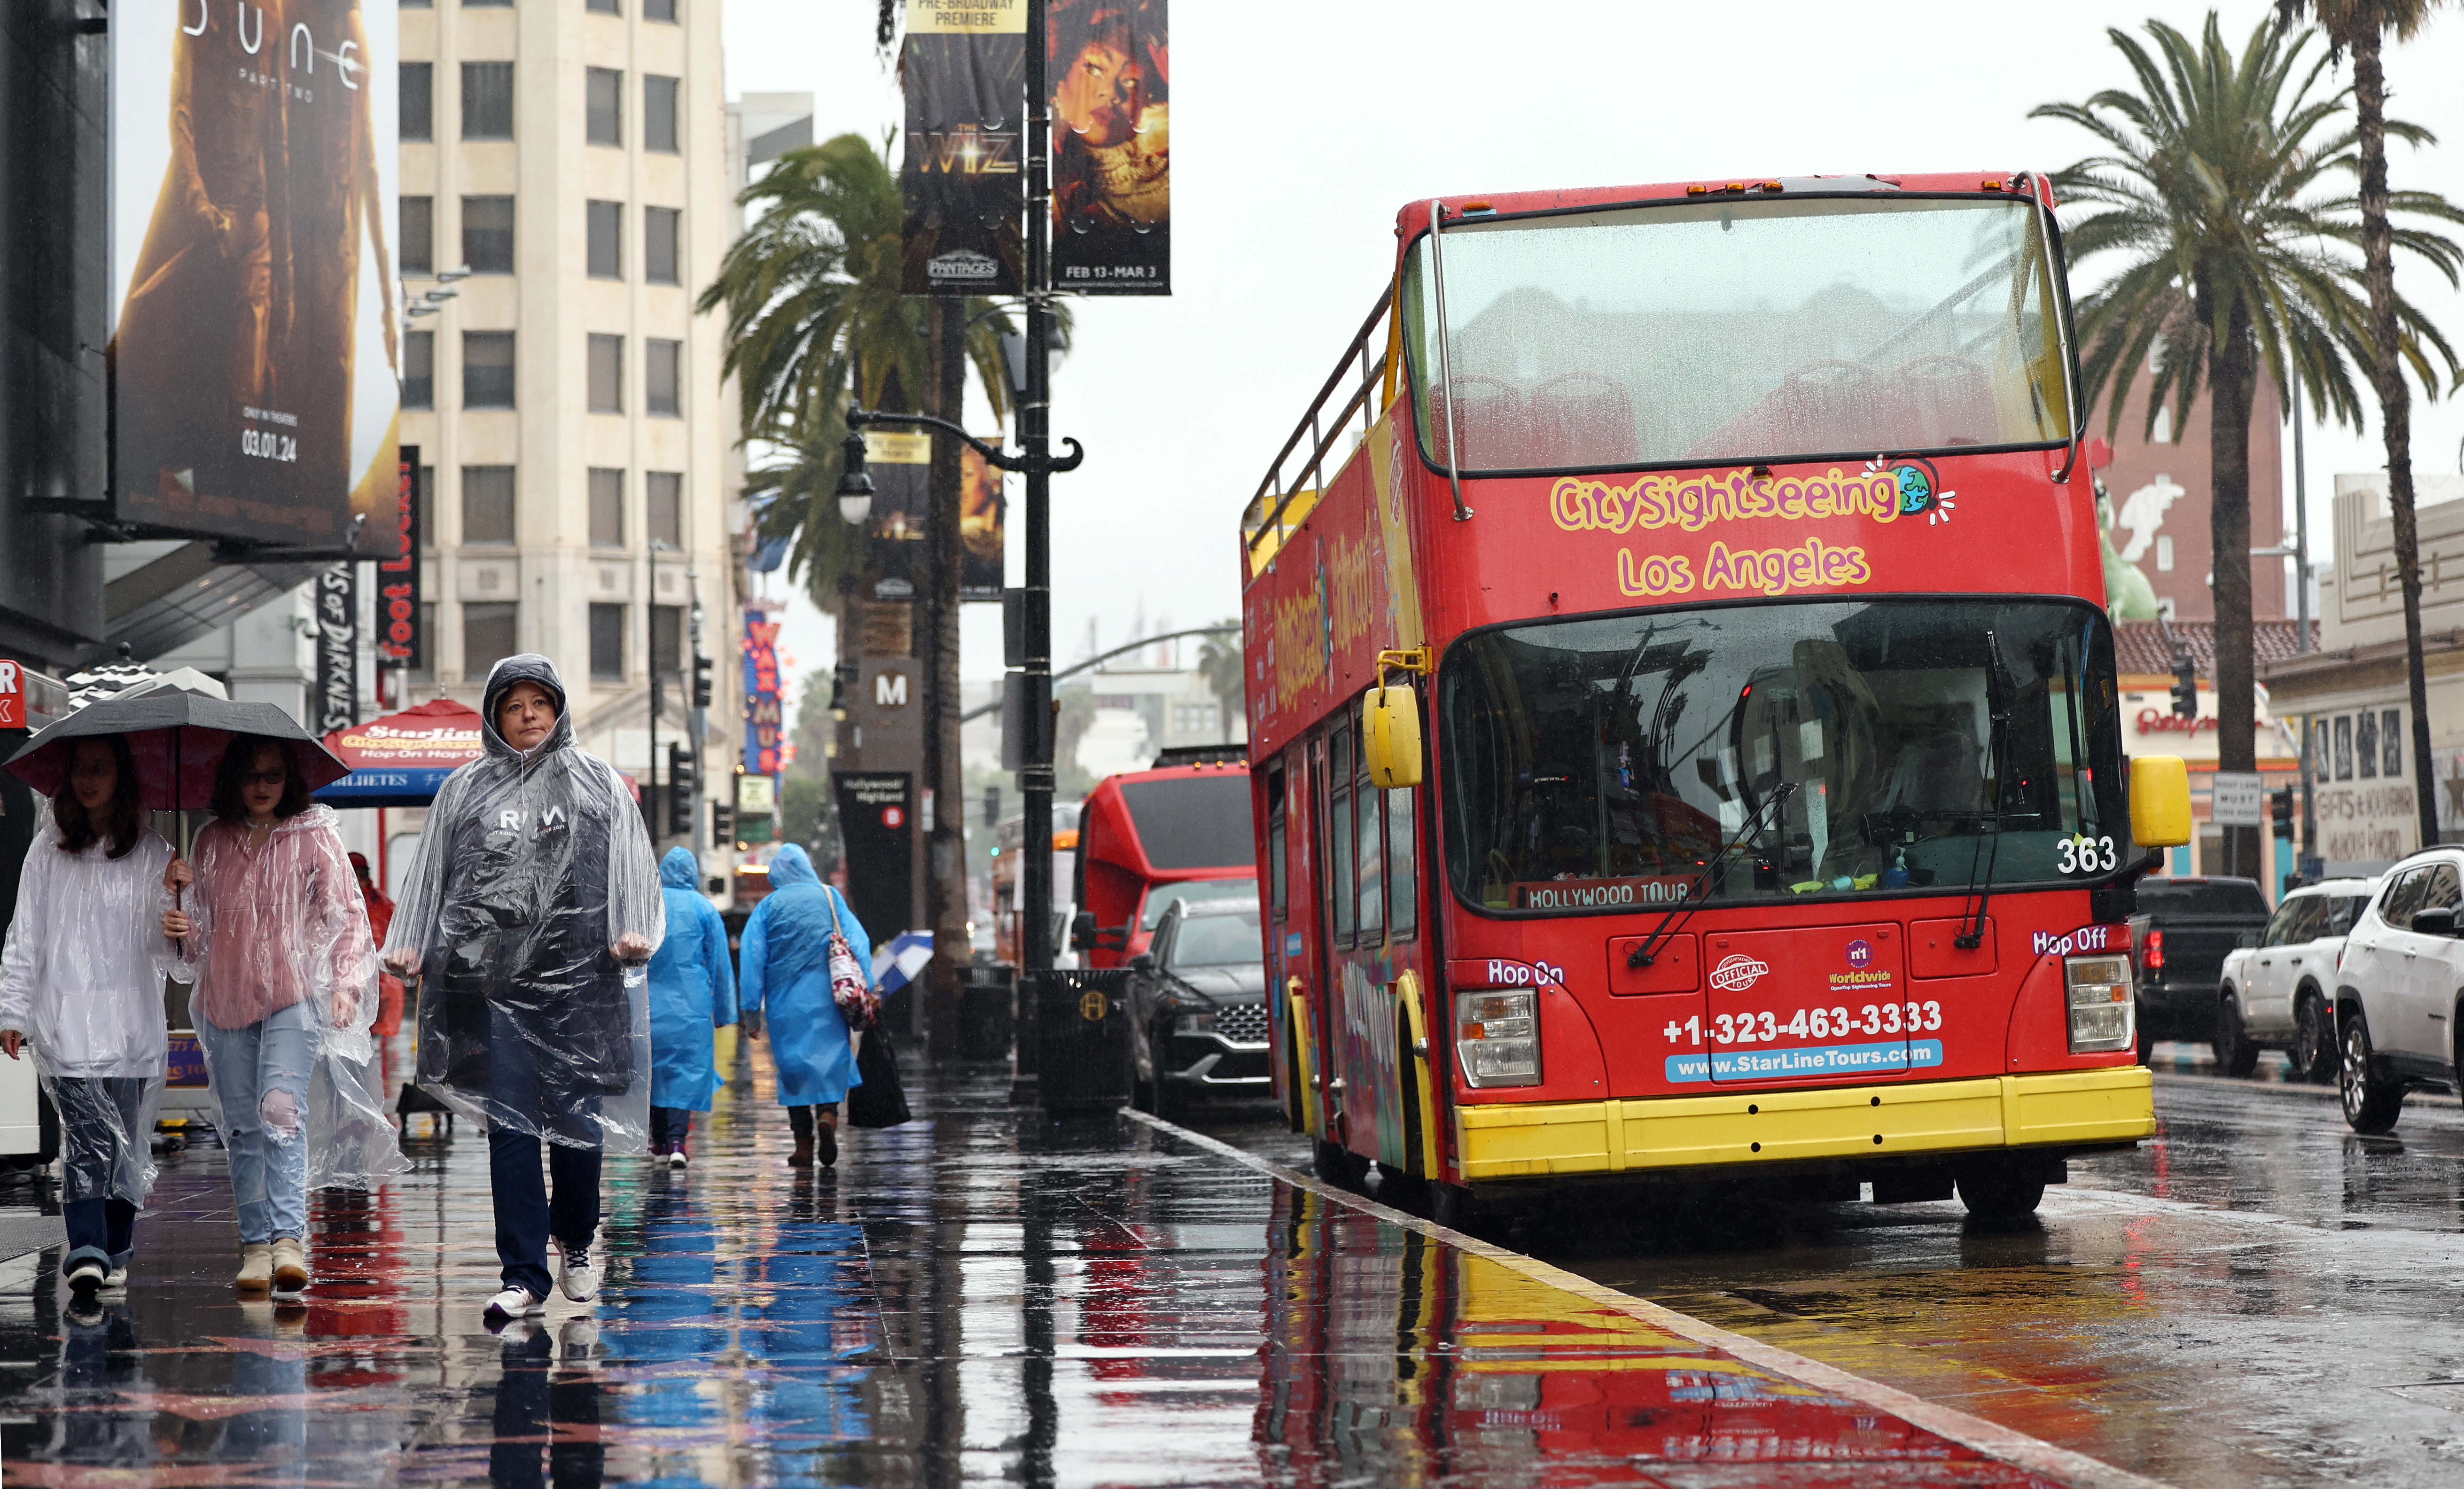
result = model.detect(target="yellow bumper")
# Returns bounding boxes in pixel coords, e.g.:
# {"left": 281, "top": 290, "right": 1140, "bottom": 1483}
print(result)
{"left": 1453, "top": 1067, "right": 2153, "bottom": 1183}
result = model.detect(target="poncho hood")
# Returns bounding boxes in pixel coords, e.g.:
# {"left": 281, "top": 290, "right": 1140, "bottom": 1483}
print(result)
{"left": 769, "top": 843, "right": 819, "bottom": 889}
{"left": 480, "top": 655, "right": 575, "bottom": 764}
{"left": 660, "top": 845, "right": 699, "bottom": 889}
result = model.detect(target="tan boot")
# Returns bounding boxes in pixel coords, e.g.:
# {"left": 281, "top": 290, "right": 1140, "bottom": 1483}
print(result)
{"left": 236, "top": 1242, "right": 273, "bottom": 1294}
{"left": 788, "top": 1134, "right": 814, "bottom": 1168}
{"left": 814, "top": 1110, "right": 839, "bottom": 1169}
{"left": 270, "top": 1237, "right": 309, "bottom": 1294}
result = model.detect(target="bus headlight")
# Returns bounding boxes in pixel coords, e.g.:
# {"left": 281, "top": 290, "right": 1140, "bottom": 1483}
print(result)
{"left": 1456, "top": 989, "right": 1540, "bottom": 1087}
{"left": 2066, "top": 954, "right": 2134, "bottom": 1053}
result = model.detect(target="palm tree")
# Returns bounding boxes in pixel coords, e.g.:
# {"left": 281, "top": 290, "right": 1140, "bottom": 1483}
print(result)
{"left": 1195, "top": 622, "right": 1244, "bottom": 744}
{"left": 2034, "top": 14, "right": 2462, "bottom": 872}
{"left": 2276, "top": 0, "right": 2461, "bottom": 849}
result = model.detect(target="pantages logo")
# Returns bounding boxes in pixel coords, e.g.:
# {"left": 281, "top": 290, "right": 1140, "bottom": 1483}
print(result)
{"left": 1708, "top": 953, "right": 1770, "bottom": 993}
{"left": 927, "top": 248, "right": 1001, "bottom": 283}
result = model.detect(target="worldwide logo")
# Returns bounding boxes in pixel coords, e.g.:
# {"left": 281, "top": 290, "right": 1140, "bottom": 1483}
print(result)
{"left": 1708, "top": 953, "right": 1770, "bottom": 993}
{"left": 1846, "top": 939, "right": 1873, "bottom": 969}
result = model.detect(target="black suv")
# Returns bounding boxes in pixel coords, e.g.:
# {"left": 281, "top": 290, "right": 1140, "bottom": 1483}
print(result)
{"left": 1126, "top": 897, "right": 1269, "bottom": 1121}
{"left": 2129, "top": 876, "right": 2273, "bottom": 1060}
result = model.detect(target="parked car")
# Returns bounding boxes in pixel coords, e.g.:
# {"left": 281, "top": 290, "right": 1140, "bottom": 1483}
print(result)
{"left": 2215, "top": 877, "right": 2379, "bottom": 1080}
{"left": 2333, "top": 850, "right": 2464, "bottom": 1132}
{"left": 1126, "top": 895, "right": 1270, "bottom": 1122}
{"left": 2129, "top": 877, "right": 2274, "bottom": 1061}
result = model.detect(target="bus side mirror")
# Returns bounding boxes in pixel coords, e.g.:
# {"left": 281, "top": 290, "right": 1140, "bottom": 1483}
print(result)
{"left": 1362, "top": 684, "right": 1423, "bottom": 788}
{"left": 2130, "top": 755, "right": 2192, "bottom": 848}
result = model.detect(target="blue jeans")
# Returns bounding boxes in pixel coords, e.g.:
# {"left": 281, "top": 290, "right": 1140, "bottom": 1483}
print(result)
{"left": 202, "top": 1001, "right": 314, "bottom": 1244}
{"left": 55, "top": 1076, "right": 148, "bottom": 1272}
{"left": 486, "top": 1006, "right": 601, "bottom": 1298}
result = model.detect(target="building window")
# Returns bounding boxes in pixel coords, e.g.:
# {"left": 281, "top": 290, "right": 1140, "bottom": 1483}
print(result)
{"left": 461, "top": 466, "right": 516, "bottom": 545}
{"left": 463, "top": 195, "right": 514, "bottom": 274}
{"left": 586, "top": 0, "right": 618, "bottom": 12}
{"left": 588, "top": 335, "right": 624, "bottom": 414}
{"left": 644, "top": 75, "right": 679, "bottom": 154}
{"left": 403, "top": 332, "right": 435, "bottom": 409}
{"left": 586, "top": 200, "right": 623, "bottom": 279}
{"left": 589, "top": 604, "right": 625, "bottom": 682}
{"left": 2385, "top": 709, "right": 2404, "bottom": 777}
{"left": 462, "top": 62, "right": 515, "bottom": 140}
{"left": 2334, "top": 714, "right": 2354, "bottom": 780}
{"left": 644, "top": 207, "right": 680, "bottom": 285}
{"left": 652, "top": 605, "right": 683, "bottom": 677}
{"left": 645, "top": 0, "right": 676, "bottom": 21}
{"left": 400, "top": 195, "right": 434, "bottom": 276}
{"left": 588, "top": 468, "right": 624, "bottom": 548}
{"left": 2155, "top": 535, "right": 2174, "bottom": 572}
{"left": 647, "top": 471, "right": 682, "bottom": 548}
{"left": 586, "top": 68, "right": 623, "bottom": 148}
{"left": 463, "top": 0, "right": 512, "bottom": 8}
{"left": 401, "top": 63, "right": 433, "bottom": 140}
{"left": 463, "top": 332, "right": 515, "bottom": 408}
{"left": 645, "top": 338, "right": 680, "bottom": 416}
{"left": 2358, "top": 711, "right": 2381, "bottom": 779}
{"left": 464, "top": 603, "right": 518, "bottom": 679}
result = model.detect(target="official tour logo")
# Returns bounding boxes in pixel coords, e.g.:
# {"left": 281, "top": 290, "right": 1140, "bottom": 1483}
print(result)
{"left": 1845, "top": 939, "right": 1873, "bottom": 969}
{"left": 1708, "top": 953, "right": 1770, "bottom": 993}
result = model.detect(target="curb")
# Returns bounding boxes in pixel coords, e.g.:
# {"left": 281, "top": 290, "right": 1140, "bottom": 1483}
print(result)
{"left": 1127, "top": 1108, "right": 2173, "bottom": 1489}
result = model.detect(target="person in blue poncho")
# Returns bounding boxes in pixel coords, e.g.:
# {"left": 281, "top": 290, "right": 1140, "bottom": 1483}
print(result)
{"left": 647, "top": 847, "right": 737, "bottom": 1168}
{"left": 739, "top": 844, "right": 868, "bottom": 1169}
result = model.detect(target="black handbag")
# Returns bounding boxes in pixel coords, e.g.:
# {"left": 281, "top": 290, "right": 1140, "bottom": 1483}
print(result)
{"left": 846, "top": 1025, "right": 912, "bottom": 1129}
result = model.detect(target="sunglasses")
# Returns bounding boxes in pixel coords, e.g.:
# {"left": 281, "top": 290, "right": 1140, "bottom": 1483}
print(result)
{"left": 241, "top": 769, "right": 289, "bottom": 787}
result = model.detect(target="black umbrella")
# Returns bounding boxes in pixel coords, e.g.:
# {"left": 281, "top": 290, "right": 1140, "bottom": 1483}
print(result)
{"left": 4, "top": 685, "right": 349, "bottom": 812}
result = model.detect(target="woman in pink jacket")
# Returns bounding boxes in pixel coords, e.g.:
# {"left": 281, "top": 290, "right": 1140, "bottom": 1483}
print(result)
{"left": 163, "top": 735, "right": 375, "bottom": 1297}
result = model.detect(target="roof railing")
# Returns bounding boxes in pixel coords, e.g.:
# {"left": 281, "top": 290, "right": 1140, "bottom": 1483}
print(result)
{"left": 1241, "top": 284, "right": 1395, "bottom": 559}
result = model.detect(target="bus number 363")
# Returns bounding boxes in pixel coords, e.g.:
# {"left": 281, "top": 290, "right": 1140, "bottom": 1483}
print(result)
{"left": 1670, "top": 1003, "right": 1945, "bottom": 1045}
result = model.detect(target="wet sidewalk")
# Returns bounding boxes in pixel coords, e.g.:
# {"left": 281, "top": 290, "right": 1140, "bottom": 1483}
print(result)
{"left": 0, "top": 1064, "right": 2145, "bottom": 1487}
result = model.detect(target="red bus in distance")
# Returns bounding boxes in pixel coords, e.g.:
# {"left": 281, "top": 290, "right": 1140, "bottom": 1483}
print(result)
{"left": 1240, "top": 171, "right": 2191, "bottom": 1224}
{"left": 1070, "top": 756, "right": 1257, "bottom": 968}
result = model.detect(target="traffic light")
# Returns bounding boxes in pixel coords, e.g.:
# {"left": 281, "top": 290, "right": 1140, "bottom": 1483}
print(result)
{"left": 2271, "top": 787, "right": 2295, "bottom": 836}
{"left": 691, "top": 655, "right": 714, "bottom": 710}
{"left": 983, "top": 784, "right": 1002, "bottom": 828}
{"left": 829, "top": 659, "right": 858, "bottom": 712}
{"left": 711, "top": 802, "right": 735, "bottom": 849}
{"left": 2169, "top": 657, "right": 2198, "bottom": 719}
{"left": 666, "top": 742, "right": 696, "bottom": 836}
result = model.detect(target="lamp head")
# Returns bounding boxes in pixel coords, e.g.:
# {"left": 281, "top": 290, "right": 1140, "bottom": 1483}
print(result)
{"left": 834, "top": 429, "right": 874, "bottom": 524}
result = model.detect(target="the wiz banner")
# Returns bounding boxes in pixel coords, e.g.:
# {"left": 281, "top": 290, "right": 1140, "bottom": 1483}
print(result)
{"left": 900, "top": 0, "right": 1024, "bottom": 296}
{"left": 1049, "top": 0, "right": 1168, "bottom": 295}
{"left": 112, "top": 0, "right": 404, "bottom": 555}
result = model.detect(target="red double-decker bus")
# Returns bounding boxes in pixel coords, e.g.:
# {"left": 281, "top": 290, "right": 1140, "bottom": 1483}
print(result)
{"left": 1240, "top": 171, "right": 2191, "bottom": 1225}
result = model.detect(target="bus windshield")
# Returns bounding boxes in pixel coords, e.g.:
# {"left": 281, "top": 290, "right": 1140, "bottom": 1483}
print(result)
{"left": 1441, "top": 599, "right": 2127, "bottom": 913}
{"left": 1403, "top": 196, "right": 2070, "bottom": 472}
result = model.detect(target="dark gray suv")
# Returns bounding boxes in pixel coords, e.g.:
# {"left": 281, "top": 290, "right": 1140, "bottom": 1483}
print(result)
{"left": 1126, "top": 897, "right": 1268, "bottom": 1122}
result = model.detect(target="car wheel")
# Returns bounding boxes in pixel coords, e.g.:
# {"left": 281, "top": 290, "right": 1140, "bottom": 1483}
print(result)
{"left": 1955, "top": 1167, "right": 2045, "bottom": 1223}
{"left": 2339, "top": 1011, "right": 2405, "bottom": 1134}
{"left": 1312, "top": 1137, "right": 1369, "bottom": 1190}
{"left": 2292, "top": 991, "right": 2334, "bottom": 1084}
{"left": 2213, "top": 995, "right": 2260, "bottom": 1078}
{"left": 1154, "top": 1076, "right": 1191, "bottom": 1125}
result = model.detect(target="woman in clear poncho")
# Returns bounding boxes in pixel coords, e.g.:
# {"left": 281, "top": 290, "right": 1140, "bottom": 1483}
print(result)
{"left": 381, "top": 655, "right": 662, "bottom": 1322}
{"left": 0, "top": 735, "right": 172, "bottom": 1297}
{"left": 162, "top": 733, "right": 405, "bottom": 1297}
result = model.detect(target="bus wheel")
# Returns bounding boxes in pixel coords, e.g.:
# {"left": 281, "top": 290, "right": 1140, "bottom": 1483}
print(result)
{"left": 1312, "top": 1138, "right": 1368, "bottom": 1190}
{"left": 1955, "top": 1167, "right": 2045, "bottom": 1224}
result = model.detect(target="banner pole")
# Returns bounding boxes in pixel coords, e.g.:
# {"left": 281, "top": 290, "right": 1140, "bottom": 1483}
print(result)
{"left": 1016, "top": 0, "right": 1055, "bottom": 1101}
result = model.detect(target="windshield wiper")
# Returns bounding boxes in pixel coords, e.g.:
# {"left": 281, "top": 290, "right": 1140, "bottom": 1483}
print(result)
{"left": 1954, "top": 628, "right": 2013, "bottom": 951}
{"left": 1628, "top": 781, "right": 1796, "bottom": 969}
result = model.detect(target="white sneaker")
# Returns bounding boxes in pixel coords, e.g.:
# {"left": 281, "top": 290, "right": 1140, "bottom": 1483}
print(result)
{"left": 558, "top": 1317, "right": 601, "bottom": 1363}
{"left": 666, "top": 1148, "right": 688, "bottom": 1169}
{"left": 556, "top": 1242, "right": 600, "bottom": 1303}
{"left": 484, "top": 1285, "right": 546, "bottom": 1322}
{"left": 103, "top": 1266, "right": 127, "bottom": 1290}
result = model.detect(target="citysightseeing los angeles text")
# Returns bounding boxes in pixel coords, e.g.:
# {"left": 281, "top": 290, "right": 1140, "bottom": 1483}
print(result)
{"left": 1238, "top": 171, "right": 2192, "bottom": 1222}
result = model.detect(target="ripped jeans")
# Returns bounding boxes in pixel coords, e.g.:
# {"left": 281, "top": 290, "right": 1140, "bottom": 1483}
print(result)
{"left": 202, "top": 1000, "right": 314, "bottom": 1243}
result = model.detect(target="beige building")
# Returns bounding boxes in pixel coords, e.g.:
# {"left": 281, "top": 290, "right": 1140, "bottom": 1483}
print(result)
{"left": 395, "top": 0, "right": 739, "bottom": 851}
{"left": 2263, "top": 473, "right": 2464, "bottom": 872}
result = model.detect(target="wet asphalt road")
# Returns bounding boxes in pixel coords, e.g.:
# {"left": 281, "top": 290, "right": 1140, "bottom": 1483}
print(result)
{"left": 1199, "top": 1045, "right": 2464, "bottom": 1489}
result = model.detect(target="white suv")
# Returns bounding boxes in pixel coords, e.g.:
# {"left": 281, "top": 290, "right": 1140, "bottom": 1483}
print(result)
{"left": 2216, "top": 877, "right": 2378, "bottom": 1082}
{"left": 2334, "top": 851, "right": 2464, "bottom": 1132}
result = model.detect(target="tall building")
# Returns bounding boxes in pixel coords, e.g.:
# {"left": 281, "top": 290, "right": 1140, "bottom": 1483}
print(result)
{"left": 396, "top": 0, "right": 740, "bottom": 850}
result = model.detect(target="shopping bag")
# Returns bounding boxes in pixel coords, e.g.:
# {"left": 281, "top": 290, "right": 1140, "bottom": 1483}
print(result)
{"left": 824, "top": 890, "right": 879, "bottom": 1030}
{"left": 847, "top": 1025, "right": 912, "bottom": 1129}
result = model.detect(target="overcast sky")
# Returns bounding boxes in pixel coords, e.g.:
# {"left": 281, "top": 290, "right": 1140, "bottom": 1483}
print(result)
{"left": 720, "top": 0, "right": 2464, "bottom": 711}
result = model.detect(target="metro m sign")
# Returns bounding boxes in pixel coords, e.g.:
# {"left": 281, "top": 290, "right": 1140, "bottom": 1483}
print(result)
{"left": 874, "top": 672, "right": 908, "bottom": 708}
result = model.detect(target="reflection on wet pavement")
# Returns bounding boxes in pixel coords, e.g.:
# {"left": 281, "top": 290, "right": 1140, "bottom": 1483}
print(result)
{"left": 1536, "top": 1073, "right": 2464, "bottom": 1489}
{"left": 0, "top": 1061, "right": 2084, "bottom": 1487}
